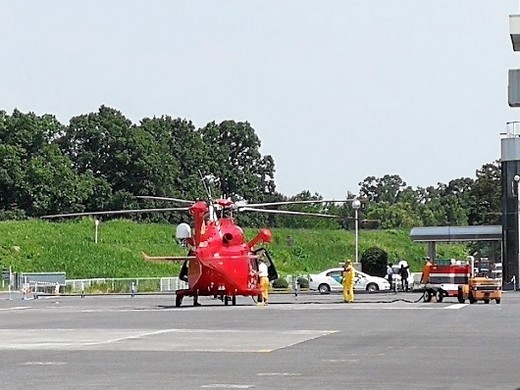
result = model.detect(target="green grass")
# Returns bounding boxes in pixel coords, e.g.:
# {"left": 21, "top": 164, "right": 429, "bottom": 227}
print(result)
{"left": 0, "top": 219, "right": 468, "bottom": 279}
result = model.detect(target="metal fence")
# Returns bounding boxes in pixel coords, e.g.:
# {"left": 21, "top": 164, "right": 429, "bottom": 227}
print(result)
{"left": 2, "top": 275, "right": 307, "bottom": 294}
{"left": 65, "top": 277, "right": 189, "bottom": 293}
{"left": 63, "top": 275, "right": 308, "bottom": 294}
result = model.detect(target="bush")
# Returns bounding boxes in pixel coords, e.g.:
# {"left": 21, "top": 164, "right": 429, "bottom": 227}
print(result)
{"left": 361, "top": 246, "right": 388, "bottom": 277}
{"left": 296, "top": 277, "right": 309, "bottom": 289}
{"left": 0, "top": 209, "right": 26, "bottom": 221}
{"left": 272, "top": 277, "right": 289, "bottom": 289}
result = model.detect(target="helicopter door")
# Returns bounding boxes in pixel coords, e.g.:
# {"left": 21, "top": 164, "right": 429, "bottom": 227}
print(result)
{"left": 254, "top": 248, "right": 278, "bottom": 281}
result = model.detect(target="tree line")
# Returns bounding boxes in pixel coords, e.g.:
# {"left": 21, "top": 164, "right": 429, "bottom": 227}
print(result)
{"left": 0, "top": 106, "right": 501, "bottom": 229}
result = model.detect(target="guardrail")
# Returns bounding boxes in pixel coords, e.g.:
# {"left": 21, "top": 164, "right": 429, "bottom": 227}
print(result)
{"left": 63, "top": 276, "right": 308, "bottom": 294}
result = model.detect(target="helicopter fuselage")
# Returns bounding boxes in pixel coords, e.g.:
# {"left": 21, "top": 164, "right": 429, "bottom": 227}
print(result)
{"left": 175, "top": 201, "right": 272, "bottom": 306}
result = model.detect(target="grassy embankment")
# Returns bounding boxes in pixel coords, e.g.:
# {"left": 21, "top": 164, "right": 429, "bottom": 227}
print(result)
{"left": 0, "top": 219, "right": 468, "bottom": 279}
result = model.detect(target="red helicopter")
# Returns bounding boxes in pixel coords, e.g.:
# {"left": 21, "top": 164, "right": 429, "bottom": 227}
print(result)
{"left": 43, "top": 191, "right": 350, "bottom": 307}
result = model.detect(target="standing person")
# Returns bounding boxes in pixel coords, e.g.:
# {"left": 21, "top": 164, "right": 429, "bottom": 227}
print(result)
{"left": 179, "top": 240, "right": 200, "bottom": 306}
{"left": 386, "top": 263, "right": 395, "bottom": 292}
{"left": 258, "top": 257, "right": 270, "bottom": 305}
{"left": 342, "top": 260, "right": 355, "bottom": 303}
{"left": 398, "top": 263, "right": 410, "bottom": 291}
{"left": 420, "top": 256, "right": 433, "bottom": 284}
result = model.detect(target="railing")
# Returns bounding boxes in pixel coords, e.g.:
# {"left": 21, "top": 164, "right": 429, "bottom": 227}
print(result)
{"left": 503, "top": 121, "right": 520, "bottom": 138}
{"left": 1, "top": 275, "right": 312, "bottom": 294}
{"left": 65, "top": 277, "right": 188, "bottom": 294}
{"left": 63, "top": 275, "right": 310, "bottom": 294}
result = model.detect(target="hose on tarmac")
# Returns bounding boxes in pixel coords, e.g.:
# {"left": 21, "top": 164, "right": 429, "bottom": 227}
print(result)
{"left": 350, "top": 290, "right": 427, "bottom": 304}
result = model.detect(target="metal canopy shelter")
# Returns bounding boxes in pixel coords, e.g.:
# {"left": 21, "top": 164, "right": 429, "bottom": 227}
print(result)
{"left": 410, "top": 225, "right": 502, "bottom": 260}
{"left": 410, "top": 226, "right": 502, "bottom": 242}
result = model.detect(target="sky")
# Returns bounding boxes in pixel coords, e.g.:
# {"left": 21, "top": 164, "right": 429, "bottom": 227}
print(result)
{"left": 0, "top": 0, "right": 518, "bottom": 200}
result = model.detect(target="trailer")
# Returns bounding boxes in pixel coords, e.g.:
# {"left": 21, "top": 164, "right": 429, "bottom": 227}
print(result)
{"left": 422, "top": 262, "right": 469, "bottom": 302}
{"left": 421, "top": 257, "right": 502, "bottom": 304}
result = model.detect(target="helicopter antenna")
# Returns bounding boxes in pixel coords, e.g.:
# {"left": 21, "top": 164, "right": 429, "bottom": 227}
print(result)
{"left": 199, "top": 170, "right": 219, "bottom": 223}
{"left": 199, "top": 170, "right": 213, "bottom": 201}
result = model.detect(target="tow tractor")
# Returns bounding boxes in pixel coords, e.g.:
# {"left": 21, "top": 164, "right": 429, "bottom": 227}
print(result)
{"left": 422, "top": 257, "right": 502, "bottom": 304}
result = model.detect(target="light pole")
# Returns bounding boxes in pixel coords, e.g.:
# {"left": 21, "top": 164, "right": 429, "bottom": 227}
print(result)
{"left": 352, "top": 199, "right": 362, "bottom": 266}
{"left": 514, "top": 175, "right": 520, "bottom": 290}
{"left": 95, "top": 219, "right": 100, "bottom": 244}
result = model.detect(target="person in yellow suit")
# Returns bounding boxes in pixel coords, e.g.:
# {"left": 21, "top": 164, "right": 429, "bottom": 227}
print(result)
{"left": 342, "top": 260, "right": 355, "bottom": 303}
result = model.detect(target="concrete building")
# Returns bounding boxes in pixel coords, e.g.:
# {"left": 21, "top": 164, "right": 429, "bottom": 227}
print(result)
{"left": 503, "top": 14, "right": 520, "bottom": 288}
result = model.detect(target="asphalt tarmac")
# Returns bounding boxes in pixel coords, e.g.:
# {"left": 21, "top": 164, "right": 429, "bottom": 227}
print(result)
{"left": 0, "top": 290, "right": 519, "bottom": 390}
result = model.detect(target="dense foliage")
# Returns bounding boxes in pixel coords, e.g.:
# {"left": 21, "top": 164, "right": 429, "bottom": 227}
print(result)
{"left": 0, "top": 107, "right": 501, "bottom": 230}
{"left": 360, "top": 247, "right": 389, "bottom": 278}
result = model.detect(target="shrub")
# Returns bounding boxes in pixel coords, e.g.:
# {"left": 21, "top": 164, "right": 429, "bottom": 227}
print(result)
{"left": 272, "top": 277, "right": 289, "bottom": 289}
{"left": 296, "top": 276, "right": 309, "bottom": 289}
{"left": 361, "top": 247, "right": 388, "bottom": 277}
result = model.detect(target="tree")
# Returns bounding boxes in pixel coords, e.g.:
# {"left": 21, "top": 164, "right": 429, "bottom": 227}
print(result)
{"left": 364, "top": 202, "right": 421, "bottom": 229}
{"left": 468, "top": 161, "right": 501, "bottom": 225}
{"left": 199, "top": 120, "right": 275, "bottom": 202}
{"left": 139, "top": 116, "right": 206, "bottom": 201}
{"left": 58, "top": 106, "right": 181, "bottom": 215}
{"left": 359, "top": 174, "right": 407, "bottom": 204}
{"left": 0, "top": 109, "right": 93, "bottom": 217}
{"left": 23, "top": 145, "right": 96, "bottom": 215}
{"left": 437, "top": 178, "right": 473, "bottom": 225}
{"left": 198, "top": 120, "right": 277, "bottom": 227}
{"left": 272, "top": 190, "right": 341, "bottom": 229}
{"left": 360, "top": 247, "right": 388, "bottom": 277}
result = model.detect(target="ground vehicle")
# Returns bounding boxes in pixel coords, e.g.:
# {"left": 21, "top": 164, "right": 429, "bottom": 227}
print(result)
{"left": 457, "top": 259, "right": 502, "bottom": 304}
{"left": 44, "top": 185, "right": 350, "bottom": 307}
{"left": 457, "top": 276, "right": 501, "bottom": 304}
{"left": 309, "top": 267, "right": 390, "bottom": 293}
{"left": 422, "top": 257, "right": 502, "bottom": 304}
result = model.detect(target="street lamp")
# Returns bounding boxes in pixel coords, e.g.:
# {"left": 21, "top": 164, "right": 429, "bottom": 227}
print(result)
{"left": 352, "top": 199, "right": 362, "bottom": 266}
{"left": 514, "top": 175, "right": 520, "bottom": 290}
{"left": 95, "top": 219, "right": 100, "bottom": 244}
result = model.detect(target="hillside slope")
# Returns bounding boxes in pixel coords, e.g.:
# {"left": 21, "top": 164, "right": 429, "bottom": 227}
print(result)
{"left": 0, "top": 219, "right": 468, "bottom": 279}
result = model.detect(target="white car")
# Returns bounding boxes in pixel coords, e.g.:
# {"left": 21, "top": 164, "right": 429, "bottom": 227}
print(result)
{"left": 309, "top": 267, "right": 391, "bottom": 293}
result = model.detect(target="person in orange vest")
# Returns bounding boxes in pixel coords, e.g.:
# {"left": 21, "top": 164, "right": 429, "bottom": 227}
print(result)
{"left": 342, "top": 260, "right": 355, "bottom": 303}
{"left": 420, "top": 256, "right": 433, "bottom": 284}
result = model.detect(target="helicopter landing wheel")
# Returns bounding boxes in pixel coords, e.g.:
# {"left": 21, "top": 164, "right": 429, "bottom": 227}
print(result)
{"left": 224, "top": 296, "right": 230, "bottom": 306}
{"left": 175, "top": 294, "right": 183, "bottom": 308}
{"left": 232, "top": 295, "right": 237, "bottom": 306}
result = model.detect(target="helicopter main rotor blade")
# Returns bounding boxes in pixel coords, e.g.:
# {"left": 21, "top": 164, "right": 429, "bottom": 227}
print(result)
{"left": 136, "top": 196, "right": 195, "bottom": 204}
{"left": 243, "top": 199, "right": 353, "bottom": 208}
{"left": 42, "top": 207, "right": 190, "bottom": 219}
{"left": 238, "top": 207, "right": 339, "bottom": 218}
{"left": 142, "top": 252, "right": 197, "bottom": 262}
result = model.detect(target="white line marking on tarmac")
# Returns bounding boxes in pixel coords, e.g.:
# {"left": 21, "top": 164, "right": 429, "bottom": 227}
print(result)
{"left": 0, "top": 328, "right": 336, "bottom": 352}
{"left": 23, "top": 362, "right": 67, "bottom": 365}
{"left": 129, "top": 304, "right": 461, "bottom": 312}
{"left": 0, "top": 307, "right": 30, "bottom": 311}
{"left": 201, "top": 385, "right": 254, "bottom": 388}
{"left": 13, "top": 302, "right": 469, "bottom": 313}
{"left": 257, "top": 373, "right": 301, "bottom": 376}
{"left": 445, "top": 304, "right": 467, "bottom": 309}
